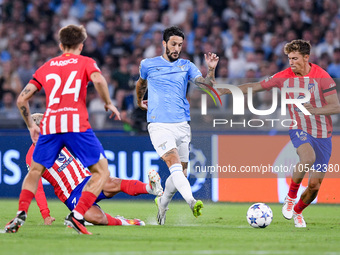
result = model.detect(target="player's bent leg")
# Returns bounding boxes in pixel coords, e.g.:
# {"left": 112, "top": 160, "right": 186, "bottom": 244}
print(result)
{"left": 86, "top": 158, "right": 110, "bottom": 196}
{"left": 102, "top": 177, "right": 122, "bottom": 198}
{"left": 84, "top": 205, "right": 108, "bottom": 225}
{"left": 282, "top": 143, "right": 315, "bottom": 221}
{"left": 5, "top": 161, "right": 45, "bottom": 233}
{"left": 66, "top": 159, "right": 109, "bottom": 234}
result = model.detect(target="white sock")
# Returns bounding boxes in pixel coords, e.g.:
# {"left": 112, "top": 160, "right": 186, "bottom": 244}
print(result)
{"left": 160, "top": 175, "right": 177, "bottom": 208}
{"left": 145, "top": 183, "right": 152, "bottom": 194}
{"left": 169, "top": 164, "right": 195, "bottom": 206}
{"left": 72, "top": 210, "right": 83, "bottom": 220}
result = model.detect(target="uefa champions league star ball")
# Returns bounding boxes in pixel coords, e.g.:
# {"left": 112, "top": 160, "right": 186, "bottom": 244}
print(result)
{"left": 246, "top": 203, "right": 273, "bottom": 228}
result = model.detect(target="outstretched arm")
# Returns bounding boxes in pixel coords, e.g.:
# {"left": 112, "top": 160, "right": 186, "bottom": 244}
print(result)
{"left": 35, "top": 178, "right": 56, "bottom": 225}
{"left": 217, "top": 82, "right": 265, "bottom": 96}
{"left": 136, "top": 77, "right": 148, "bottom": 110}
{"left": 194, "top": 52, "right": 219, "bottom": 88}
{"left": 304, "top": 93, "right": 340, "bottom": 115}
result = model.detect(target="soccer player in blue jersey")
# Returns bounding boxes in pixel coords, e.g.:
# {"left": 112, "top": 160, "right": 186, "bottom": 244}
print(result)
{"left": 136, "top": 26, "right": 219, "bottom": 225}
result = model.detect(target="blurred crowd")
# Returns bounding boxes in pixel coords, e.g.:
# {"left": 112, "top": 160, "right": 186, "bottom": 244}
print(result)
{"left": 1, "top": 0, "right": 340, "bottom": 131}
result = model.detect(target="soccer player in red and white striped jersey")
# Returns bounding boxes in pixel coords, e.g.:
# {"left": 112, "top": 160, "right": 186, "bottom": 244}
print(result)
{"left": 6, "top": 25, "right": 121, "bottom": 235}
{"left": 25, "top": 113, "right": 162, "bottom": 226}
{"left": 27, "top": 145, "right": 162, "bottom": 226}
{"left": 218, "top": 39, "right": 340, "bottom": 228}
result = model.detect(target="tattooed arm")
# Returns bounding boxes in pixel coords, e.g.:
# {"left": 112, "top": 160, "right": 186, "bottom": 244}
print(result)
{"left": 194, "top": 52, "right": 219, "bottom": 89}
{"left": 136, "top": 77, "right": 148, "bottom": 110}
{"left": 17, "top": 83, "right": 40, "bottom": 143}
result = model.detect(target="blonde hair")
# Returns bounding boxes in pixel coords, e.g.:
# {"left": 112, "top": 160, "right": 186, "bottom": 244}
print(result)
{"left": 31, "top": 113, "right": 44, "bottom": 127}
{"left": 284, "top": 39, "right": 311, "bottom": 56}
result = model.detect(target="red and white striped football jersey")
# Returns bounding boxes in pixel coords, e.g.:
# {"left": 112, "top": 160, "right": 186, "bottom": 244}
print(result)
{"left": 26, "top": 145, "right": 91, "bottom": 202}
{"left": 29, "top": 53, "right": 101, "bottom": 134}
{"left": 261, "top": 63, "right": 337, "bottom": 138}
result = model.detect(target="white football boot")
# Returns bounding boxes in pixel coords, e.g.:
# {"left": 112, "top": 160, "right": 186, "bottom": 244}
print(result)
{"left": 282, "top": 195, "right": 295, "bottom": 220}
{"left": 293, "top": 210, "right": 306, "bottom": 228}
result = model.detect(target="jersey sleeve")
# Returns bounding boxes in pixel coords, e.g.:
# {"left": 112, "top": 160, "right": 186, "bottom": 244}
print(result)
{"left": 320, "top": 71, "right": 337, "bottom": 97}
{"left": 25, "top": 144, "right": 50, "bottom": 219}
{"left": 35, "top": 178, "right": 51, "bottom": 219}
{"left": 188, "top": 62, "right": 202, "bottom": 81}
{"left": 139, "top": 59, "right": 148, "bottom": 80}
{"left": 260, "top": 72, "right": 283, "bottom": 90}
{"left": 26, "top": 144, "right": 35, "bottom": 168}
{"left": 86, "top": 58, "right": 101, "bottom": 79}
{"left": 29, "top": 67, "right": 44, "bottom": 91}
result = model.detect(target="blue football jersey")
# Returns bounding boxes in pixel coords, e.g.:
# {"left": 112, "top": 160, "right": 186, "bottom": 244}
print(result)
{"left": 140, "top": 56, "right": 202, "bottom": 123}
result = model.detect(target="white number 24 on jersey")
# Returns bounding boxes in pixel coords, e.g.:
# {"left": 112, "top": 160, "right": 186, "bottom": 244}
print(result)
{"left": 46, "top": 71, "right": 81, "bottom": 107}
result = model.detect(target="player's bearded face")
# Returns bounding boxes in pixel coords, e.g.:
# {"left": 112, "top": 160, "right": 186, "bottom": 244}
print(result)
{"left": 166, "top": 45, "right": 180, "bottom": 62}
{"left": 165, "top": 36, "right": 183, "bottom": 62}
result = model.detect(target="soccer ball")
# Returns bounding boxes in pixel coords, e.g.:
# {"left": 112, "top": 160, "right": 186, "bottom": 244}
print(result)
{"left": 246, "top": 203, "right": 273, "bottom": 228}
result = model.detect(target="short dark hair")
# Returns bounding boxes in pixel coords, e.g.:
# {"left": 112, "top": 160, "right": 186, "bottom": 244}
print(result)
{"left": 284, "top": 39, "right": 311, "bottom": 56}
{"left": 163, "top": 26, "right": 185, "bottom": 43}
{"left": 58, "top": 25, "right": 87, "bottom": 50}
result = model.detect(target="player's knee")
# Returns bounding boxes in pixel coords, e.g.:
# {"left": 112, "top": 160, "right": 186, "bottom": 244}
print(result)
{"left": 308, "top": 182, "right": 321, "bottom": 192}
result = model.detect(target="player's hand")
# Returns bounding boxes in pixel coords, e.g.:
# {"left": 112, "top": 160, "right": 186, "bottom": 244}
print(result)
{"left": 44, "top": 216, "right": 55, "bottom": 225}
{"left": 105, "top": 102, "right": 121, "bottom": 120}
{"left": 304, "top": 103, "right": 316, "bottom": 115}
{"left": 138, "top": 100, "right": 148, "bottom": 110}
{"left": 29, "top": 123, "right": 40, "bottom": 144}
{"left": 217, "top": 88, "right": 231, "bottom": 96}
{"left": 204, "top": 52, "right": 219, "bottom": 69}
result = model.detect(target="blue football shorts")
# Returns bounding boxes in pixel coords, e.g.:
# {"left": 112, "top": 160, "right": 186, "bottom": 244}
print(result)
{"left": 289, "top": 129, "right": 332, "bottom": 172}
{"left": 33, "top": 129, "right": 106, "bottom": 168}
{"left": 64, "top": 176, "right": 108, "bottom": 211}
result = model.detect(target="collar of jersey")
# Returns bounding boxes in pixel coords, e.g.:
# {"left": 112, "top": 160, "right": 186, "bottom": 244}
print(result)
{"left": 160, "top": 55, "right": 179, "bottom": 64}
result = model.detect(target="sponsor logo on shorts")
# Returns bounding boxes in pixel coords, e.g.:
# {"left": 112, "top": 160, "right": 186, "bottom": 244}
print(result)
{"left": 158, "top": 142, "right": 167, "bottom": 150}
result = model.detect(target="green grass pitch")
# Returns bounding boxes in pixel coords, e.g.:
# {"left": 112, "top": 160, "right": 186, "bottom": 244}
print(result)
{"left": 1, "top": 199, "right": 340, "bottom": 255}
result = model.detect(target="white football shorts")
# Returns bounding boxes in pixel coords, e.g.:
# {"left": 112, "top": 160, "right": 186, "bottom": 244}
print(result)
{"left": 148, "top": 121, "right": 191, "bottom": 162}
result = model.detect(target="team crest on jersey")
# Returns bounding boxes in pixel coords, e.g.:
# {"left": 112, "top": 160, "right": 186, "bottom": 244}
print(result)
{"left": 308, "top": 83, "right": 315, "bottom": 93}
{"left": 57, "top": 152, "right": 67, "bottom": 163}
{"left": 300, "top": 136, "right": 307, "bottom": 141}
{"left": 177, "top": 65, "right": 185, "bottom": 71}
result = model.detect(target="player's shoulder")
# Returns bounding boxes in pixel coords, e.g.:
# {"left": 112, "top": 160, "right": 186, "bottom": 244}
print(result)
{"left": 311, "top": 63, "right": 331, "bottom": 78}
{"left": 275, "top": 68, "right": 293, "bottom": 78}
{"left": 141, "top": 56, "right": 162, "bottom": 66}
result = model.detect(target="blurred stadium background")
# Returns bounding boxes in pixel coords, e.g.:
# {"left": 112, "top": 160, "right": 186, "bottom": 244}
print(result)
{"left": 1, "top": 0, "right": 340, "bottom": 204}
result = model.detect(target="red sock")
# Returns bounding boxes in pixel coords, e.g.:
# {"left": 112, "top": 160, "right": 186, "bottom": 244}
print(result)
{"left": 120, "top": 180, "right": 147, "bottom": 196}
{"left": 294, "top": 199, "right": 309, "bottom": 214}
{"left": 18, "top": 189, "right": 35, "bottom": 213}
{"left": 105, "top": 213, "right": 122, "bottom": 225}
{"left": 288, "top": 180, "right": 300, "bottom": 199}
{"left": 73, "top": 191, "right": 97, "bottom": 216}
